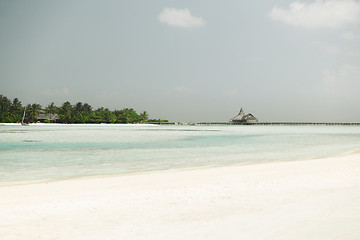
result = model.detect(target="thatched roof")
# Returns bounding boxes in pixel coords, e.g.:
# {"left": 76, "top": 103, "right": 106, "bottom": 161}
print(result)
{"left": 230, "top": 108, "right": 245, "bottom": 121}
{"left": 38, "top": 113, "right": 59, "bottom": 121}
{"left": 230, "top": 108, "right": 258, "bottom": 123}
{"left": 243, "top": 113, "right": 258, "bottom": 122}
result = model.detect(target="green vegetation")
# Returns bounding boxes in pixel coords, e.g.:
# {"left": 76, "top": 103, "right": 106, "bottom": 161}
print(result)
{"left": 0, "top": 94, "right": 167, "bottom": 124}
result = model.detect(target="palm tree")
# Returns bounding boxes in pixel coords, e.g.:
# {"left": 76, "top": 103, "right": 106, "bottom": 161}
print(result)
{"left": 44, "top": 102, "right": 59, "bottom": 123}
{"left": 0, "top": 95, "right": 11, "bottom": 122}
{"left": 10, "top": 98, "right": 23, "bottom": 122}
{"left": 59, "top": 101, "right": 72, "bottom": 123}
{"left": 140, "top": 111, "right": 149, "bottom": 123}
{"left": 73, "top": 102, "right": 84, "bottom": 123}
{"left": 45, "top": 102, "right": 58, "bottom": 114}
{"left": 26, "top": 103, "right": 42, "bottom": 122}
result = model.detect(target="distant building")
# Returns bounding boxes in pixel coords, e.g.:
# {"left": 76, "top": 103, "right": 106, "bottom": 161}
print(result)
{"left": 37, "top": 111, "right": 60, "bottom": 123}
{"left": 230, "top": 108, "right": 258, "bottom": 123}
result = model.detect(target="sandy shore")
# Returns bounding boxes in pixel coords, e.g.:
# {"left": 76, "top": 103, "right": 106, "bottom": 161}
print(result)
{"left": 1, "top": 154, "right": 360, "bottom": 240}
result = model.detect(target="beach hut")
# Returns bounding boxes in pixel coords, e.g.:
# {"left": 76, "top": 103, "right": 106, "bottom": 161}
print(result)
{"left": 37, "top": 112, "right": 60, "bottom": 123}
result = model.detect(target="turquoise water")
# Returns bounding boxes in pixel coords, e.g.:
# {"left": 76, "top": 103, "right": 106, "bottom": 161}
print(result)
{"left": 1, "top": 124, "right": 360, "bottom": 185}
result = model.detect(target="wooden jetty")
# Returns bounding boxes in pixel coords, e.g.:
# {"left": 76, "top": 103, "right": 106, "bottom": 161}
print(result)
{"left": 149, "top": 122, "right": 360, "bottom": 126}
{"left": 199, "top": 122, "right": 360, "bottom": 126}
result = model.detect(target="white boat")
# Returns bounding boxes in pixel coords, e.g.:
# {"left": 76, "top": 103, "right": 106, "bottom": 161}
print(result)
{"left": 21, "top": 108, "right": 29, "bottom": 126}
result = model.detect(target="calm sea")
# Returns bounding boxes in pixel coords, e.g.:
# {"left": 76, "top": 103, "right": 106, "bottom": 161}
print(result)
{"left": 1, "top": 124, "right": 360, "bottom": 185}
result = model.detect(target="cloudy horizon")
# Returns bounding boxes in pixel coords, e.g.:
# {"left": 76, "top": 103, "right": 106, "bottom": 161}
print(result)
{"left": 1, "top": 0, "right": 360, "bottom": 122}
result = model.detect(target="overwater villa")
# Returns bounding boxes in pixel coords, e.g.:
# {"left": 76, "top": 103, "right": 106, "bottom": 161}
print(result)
{"left": 230, "top": 108, "right": 258, "bottom": 124}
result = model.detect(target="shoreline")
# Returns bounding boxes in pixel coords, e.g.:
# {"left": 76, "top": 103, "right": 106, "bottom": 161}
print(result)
{"left": 2, "top": 122, "right": 360, "bottom": 126}
{"left": 1, "top": 148, "right": 358, "bottom": 188}
{"left": 1, "top": 153, "right": 360, "bottom": 239}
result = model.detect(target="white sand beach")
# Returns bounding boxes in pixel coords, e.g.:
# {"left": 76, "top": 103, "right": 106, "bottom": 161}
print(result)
{"left": 1, "top": 154, "right": 360, "bottom": 240}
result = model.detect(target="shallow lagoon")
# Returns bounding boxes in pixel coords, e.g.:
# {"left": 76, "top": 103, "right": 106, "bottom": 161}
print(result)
{"left": 1, "top": 124, "right": 360, "bottom": 185}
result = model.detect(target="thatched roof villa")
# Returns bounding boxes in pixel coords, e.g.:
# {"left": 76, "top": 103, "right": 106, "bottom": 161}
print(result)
{"left": 230, "top": 108, "right": 258, "bottom": 123}
{"left": 37, "top": 111, "right": 60, "bottom": 123}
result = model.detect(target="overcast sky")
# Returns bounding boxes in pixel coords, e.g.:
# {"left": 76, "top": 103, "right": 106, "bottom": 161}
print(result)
{"left": 1, "top": 0, "right": 359, "bottom": 122}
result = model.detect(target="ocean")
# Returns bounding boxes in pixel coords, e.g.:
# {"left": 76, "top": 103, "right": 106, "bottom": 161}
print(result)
{"left": 1, "top": 124, "right": 360, "bottom": 186}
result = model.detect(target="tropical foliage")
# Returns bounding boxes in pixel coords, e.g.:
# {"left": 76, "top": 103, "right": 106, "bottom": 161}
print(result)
{"left": 0, "top": 94, "right": 166, "bottom": 123}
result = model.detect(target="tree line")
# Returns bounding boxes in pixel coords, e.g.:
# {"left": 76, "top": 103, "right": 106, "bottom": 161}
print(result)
{"left": 0, "top": 94, "right": 167, "bottom": 124}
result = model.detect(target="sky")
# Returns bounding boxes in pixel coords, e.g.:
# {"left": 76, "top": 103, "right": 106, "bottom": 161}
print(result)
{"left": 1, "top": 0, "right": 359, "bottom": 122}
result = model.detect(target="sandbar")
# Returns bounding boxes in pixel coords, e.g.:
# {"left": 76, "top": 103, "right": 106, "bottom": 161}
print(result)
{"left": 1, "top": 154, "right": 360, "bottom": 240}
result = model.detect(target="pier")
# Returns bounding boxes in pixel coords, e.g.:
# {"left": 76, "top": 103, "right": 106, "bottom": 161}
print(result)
{"left": 149, "top": 122, "right": 360, "bottom": 126}
{"left": 199, "top": 122, "right": 360, "bottom": 126}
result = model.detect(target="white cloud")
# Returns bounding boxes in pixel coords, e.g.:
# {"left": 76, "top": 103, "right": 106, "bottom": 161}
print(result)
{"left": 269, "top": 0, "right": 360, "bottom": 28}
{"left": 42, "top": 88, "right": 69, "bottom": 96}
{"left": 158, "top": 8, "right": 205, "bottom": 28}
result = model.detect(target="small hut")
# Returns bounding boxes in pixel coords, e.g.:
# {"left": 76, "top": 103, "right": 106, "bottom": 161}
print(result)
{"left": 230, "top": 108, "right": 258, "bottom": 123}
{"left": 37, "top": 112, "right": 60, "bottom": 123}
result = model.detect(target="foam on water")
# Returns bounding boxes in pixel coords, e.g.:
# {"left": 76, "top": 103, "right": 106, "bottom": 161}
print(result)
{"left": 1, "top": 124, "right": 360, "bottom": 185}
